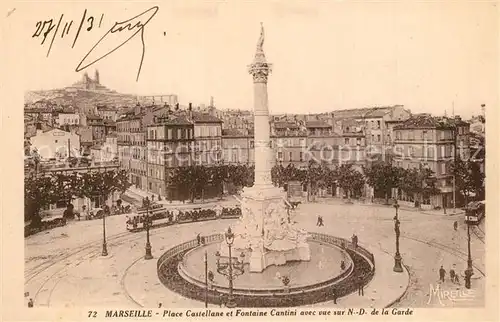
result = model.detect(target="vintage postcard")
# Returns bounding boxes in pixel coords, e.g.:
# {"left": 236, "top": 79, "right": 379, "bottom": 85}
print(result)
{"left": 1, "top": 1, "right": 498, "bottom": 321}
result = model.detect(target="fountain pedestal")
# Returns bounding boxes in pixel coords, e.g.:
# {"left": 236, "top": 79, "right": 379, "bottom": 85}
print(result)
{"left": 220, "top": 185, "right": 311, "bottom": 272}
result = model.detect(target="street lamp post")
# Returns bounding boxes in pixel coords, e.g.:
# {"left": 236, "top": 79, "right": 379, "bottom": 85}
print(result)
{"left": 393, "top": 200, "right": 403, "bottom": 272}
{"left": 144, "top": 200, "right": 153, "bottom": 260}
{"left": 101, "top": 195, "right": 108, "bottom": 256}
{"left": 204, "top": 251, "right": 215, "bottom": 308}
{"left": 465, "top": 221, "right": 474, "bottom": 289}
{"left": 215, "top": 227, "right": 245, "bottom": 308}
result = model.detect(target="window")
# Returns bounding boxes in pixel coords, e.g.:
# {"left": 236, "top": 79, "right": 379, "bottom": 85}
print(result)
{"left": 278, "top": 151, "right": 283, "bottom": 160}
{"left": 289, "top": 152, "right": 292, "bottom": 161}
{"left": 356, "top": 138, "right": 361, "bottom": 146}
{"left": 299, "top": 152, "right": 303, "bottom": 161}
{"left": 427, "top": 146, "right": 434, "bottom": 159}
{"left": 299, "top": 139, "right": 305, "bottom": 147}
{"left": 345, "top": 138, "right": 349, "bottom": 145}
{"left": 250, "top": 140, "right": 254, "bottom": 148}
{"left": 377, "top": 120, "right": 381, "bottom": 129}
{"left": 377, "top": 134, "right": 381, "bottom": 142}
{"left": 409, "top": 146, "right": 414, "bottom": 157}
{"left": 440, "top": 163, "right": 446, "bottom": 174}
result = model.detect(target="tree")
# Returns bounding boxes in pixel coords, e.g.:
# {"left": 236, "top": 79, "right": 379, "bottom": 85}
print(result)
{"left": 51, "top": 172, "right": 81, "bottom": 206}
{"left": 193, "top": 165, "right": 209, "bottom": 202}
{"left": 337, "top": 163, "right": 365, "bottom": 202}
{"left": 24, "top": 174, "right": 64, "bottom": 227}
{"left": 450, "top": 159, "right": 485, "bottom": 204}
{"left": 300, "top": 160, "right": 326, "bottom": 202}
{"left": 363, "top": 162, "right": 404, "bottom": 204}
{"left": 79, "top": 169, "right": 131, "bottom": 207}
{"left": 324, "top": 165, "right": 339, "bottom": 197}
{"left": 400, "top": 166, "right": 439, "bottom": 208}
{"left": 211, "top": 164, "right": 229, "bottom": 199}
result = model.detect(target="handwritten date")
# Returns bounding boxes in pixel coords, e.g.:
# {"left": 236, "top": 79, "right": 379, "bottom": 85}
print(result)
{"left": 32, "top": 10, "right": 104, "bottom": 58}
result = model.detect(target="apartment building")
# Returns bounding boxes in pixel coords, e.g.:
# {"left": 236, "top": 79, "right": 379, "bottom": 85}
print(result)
{"left": 393, "top": 114, "right": 470, "bottom": 208}
{"left": 146, "top": 115, "right": 195, "bottom": 199}
{"left": 332, "top": 105, "right": 411, "bottom": 160}
{"left": 222, "top": 128, "right": 254, "bottom": 165}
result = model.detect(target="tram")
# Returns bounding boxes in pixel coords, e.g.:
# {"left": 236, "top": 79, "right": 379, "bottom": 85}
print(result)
{"left": 464, "top": 200, "right": 485, "bottom": 225}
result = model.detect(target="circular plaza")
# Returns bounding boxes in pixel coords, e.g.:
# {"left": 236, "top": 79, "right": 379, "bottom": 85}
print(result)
{"left": 158, "top": 231, "right": 375, "bottom": 307}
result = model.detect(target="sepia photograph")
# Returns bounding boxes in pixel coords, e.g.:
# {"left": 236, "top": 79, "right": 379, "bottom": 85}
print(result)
{"left": 1, "top": 1, "right": 498, "bottom": 321}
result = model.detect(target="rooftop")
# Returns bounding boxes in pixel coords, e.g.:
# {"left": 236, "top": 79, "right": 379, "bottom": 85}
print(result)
{"left": 304, "top": 120, "right": 332, "bottom": 128}
{"left": 332, "top": 105, "right": 404, "bottom": 119}
{"left": 273, "top": 121, "right": 300, "bottom": 130}
{"left": 394, "top": 115, "right": 469, "bottom": 130}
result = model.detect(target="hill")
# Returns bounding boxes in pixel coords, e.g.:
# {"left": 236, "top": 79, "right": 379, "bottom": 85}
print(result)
{"left": 24, "top": 88, "right": 139, "bottom": 112}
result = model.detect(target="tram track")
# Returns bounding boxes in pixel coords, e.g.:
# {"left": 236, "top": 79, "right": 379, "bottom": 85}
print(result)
{"left": 471, "top": 226, "right": 485, "bottom": 244}
{"left": 400, "top": 234, "right": 485, "bottom": 276}
{"left": 26, "top": 229, "right": 174, "bottom": 306}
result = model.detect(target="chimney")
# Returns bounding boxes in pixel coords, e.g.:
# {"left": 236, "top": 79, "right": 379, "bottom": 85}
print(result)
{"left": 134, "top": 102, "right": 141, "bottom": 115}
{"left": 188, "top": 103, "right": 193, "bottom": 120}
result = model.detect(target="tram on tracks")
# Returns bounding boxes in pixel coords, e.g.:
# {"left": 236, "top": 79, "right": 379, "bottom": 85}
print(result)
{"left": 464, "top": 200, "right": 485, "bottom": 225}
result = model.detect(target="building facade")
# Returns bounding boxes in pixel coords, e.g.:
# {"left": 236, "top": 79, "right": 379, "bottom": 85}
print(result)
{"left": 393, "top": 114, "right": 470, "bottom": 208}
{"left": 146, "top": 115, "right": 195, "bottom": 198}
{"left": 29, "top": 128, "right": 81, "bottom": 160}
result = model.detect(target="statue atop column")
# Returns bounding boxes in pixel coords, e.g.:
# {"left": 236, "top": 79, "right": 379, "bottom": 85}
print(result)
{"left": 257, "top": 22, "right": 264, "bottom": 51}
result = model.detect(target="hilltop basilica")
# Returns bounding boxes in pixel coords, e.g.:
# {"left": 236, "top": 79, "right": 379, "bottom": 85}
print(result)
{"left": 66, "top": 70, "right": 111, "bottom": 92}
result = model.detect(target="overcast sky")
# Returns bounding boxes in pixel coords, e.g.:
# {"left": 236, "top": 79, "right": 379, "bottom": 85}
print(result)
{"left": 13, "top": 1, "right": 498, "bottom": 118}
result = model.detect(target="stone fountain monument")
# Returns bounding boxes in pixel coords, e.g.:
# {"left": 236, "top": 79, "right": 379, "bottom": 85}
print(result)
{"left": 218, "top": 23, "right": 311, "bottom": 272}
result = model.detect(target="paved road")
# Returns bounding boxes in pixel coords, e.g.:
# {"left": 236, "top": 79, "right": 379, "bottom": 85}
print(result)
{"left": 24, "top": 201, "right": 485, "bottom": 308}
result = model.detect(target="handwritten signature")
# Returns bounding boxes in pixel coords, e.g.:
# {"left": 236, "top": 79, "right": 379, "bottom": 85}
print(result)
{"left": 76, "top": 6, "right": 159, "bottom": 82}
{"left": 32, "top": 6, "right": 159, "bottom": 82}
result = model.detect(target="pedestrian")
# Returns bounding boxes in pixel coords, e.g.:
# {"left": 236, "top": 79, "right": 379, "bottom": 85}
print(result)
{"left": 358, "top": 275, "right": 364, "bottom": 296}
{"left": 449, "top": 268, "right": 456, "bottom": 283}
{"left": 454, "top": 221, "right": 458, "bottom": 231}
{"left": 197, "top": 233, "right": 201, "bottom": 245}
{"left": 340, "top": 260, "right": 346, "bottom": 271}
{"left": 27, "top": 298, "right": 34, "bottom": 308}
{"left": 158, "top": 303, "right": 162, "bottom": 308}
{"left": 219, "top": 293, "right": 224, "bottom": 308}
{"left": 319, "top": 216, "right": 324, "bottom": 227}
{"left": 316, "top": 215, "right": 321, "bottom": 226}
{"left": 352, "top": 234, "right": 358, "bottom": 248}
{"left": 439, "top": 265, "right": 446, "bottom": 282}
{"left": 332, "top": 288, "right": 337, "bottom": 304}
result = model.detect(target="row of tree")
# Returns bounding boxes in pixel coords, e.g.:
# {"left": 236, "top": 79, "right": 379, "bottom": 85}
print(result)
{"left": 25, "top": 169, "right": 131, "bottom": 227}
{"left": 269, "top": 158, "right": 484, "bottom": 206}
{"left": 168, "top": 164, "right": 255, "bottom": 202}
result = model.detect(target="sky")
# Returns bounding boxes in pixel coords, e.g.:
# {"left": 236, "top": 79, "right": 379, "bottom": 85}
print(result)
{"left": 9, "top": 1, "right": 498, "bottom": 118}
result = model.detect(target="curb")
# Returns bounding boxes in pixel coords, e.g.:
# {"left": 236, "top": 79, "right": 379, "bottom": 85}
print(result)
{"left": 383, "top": 263, "right": 411, "bottom": 308}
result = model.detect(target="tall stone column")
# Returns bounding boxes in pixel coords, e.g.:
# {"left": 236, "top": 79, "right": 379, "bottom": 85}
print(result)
{"left": 219, "top": 23, "right": 310, "bottom": 273}
{"left": 248, "top": 22, "right": 273, "bottom": 187}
